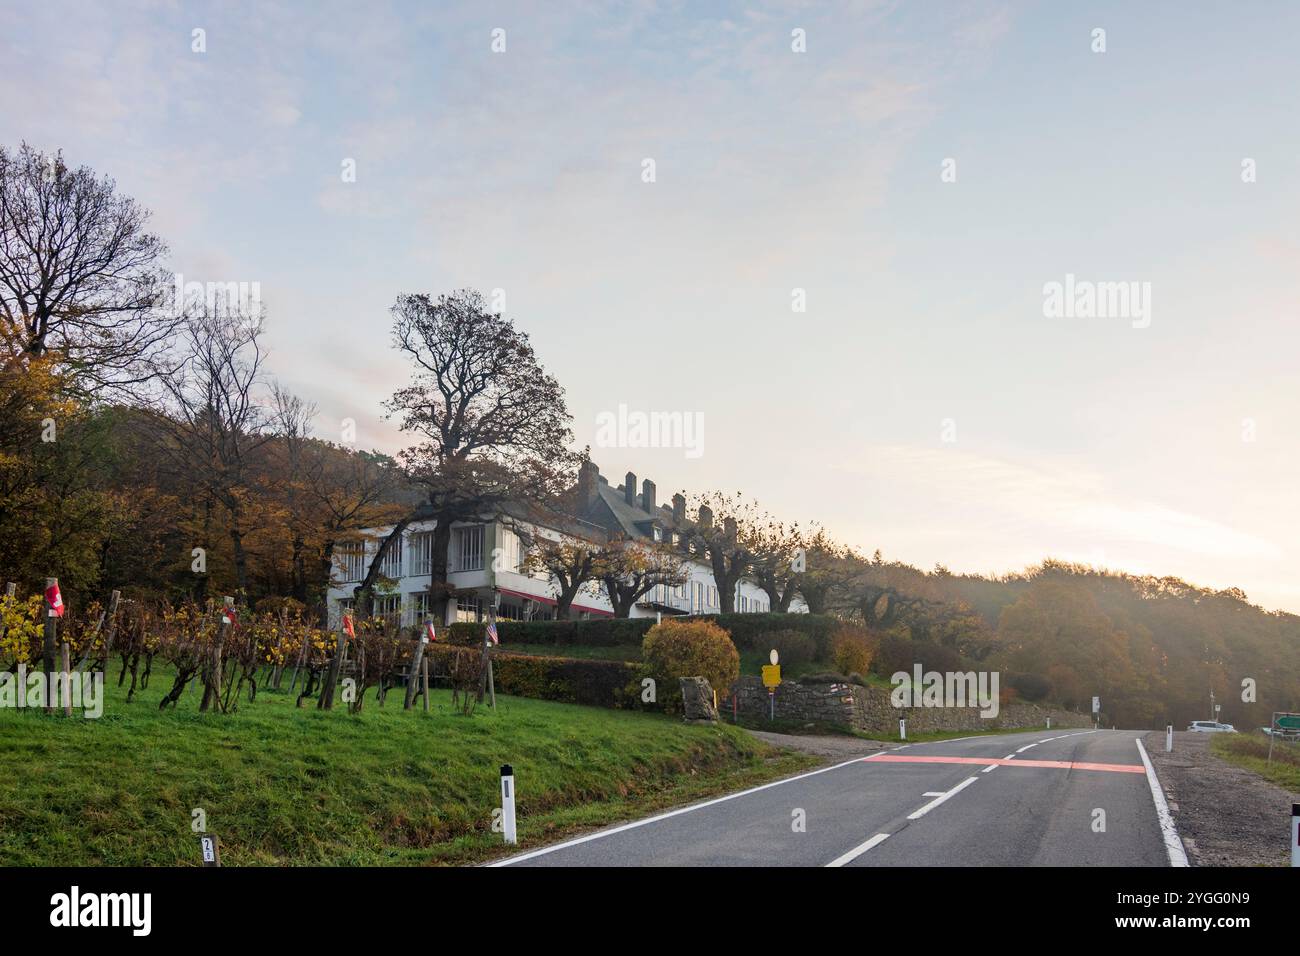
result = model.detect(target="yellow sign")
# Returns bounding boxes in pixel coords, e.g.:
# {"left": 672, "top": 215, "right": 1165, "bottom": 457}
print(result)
{"left": 761, "top": 664, "right": 781, "bottom": 689}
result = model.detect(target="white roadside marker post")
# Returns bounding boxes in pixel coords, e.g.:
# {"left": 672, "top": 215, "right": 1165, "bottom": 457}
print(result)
{"left": 500, "top": 764, "right": 517, "bottom": 845}
{"left": 1046, "top": 717, "right": 1051, "bottom": 730}
{"left": 1166, "top": 725, "right": 1173, "bottom": 752}
{"left": 899, "top": 718, "right": 906, "bottom": 741}
{"left": 1292, "top": 804, "right": 1298, "bottom": 868}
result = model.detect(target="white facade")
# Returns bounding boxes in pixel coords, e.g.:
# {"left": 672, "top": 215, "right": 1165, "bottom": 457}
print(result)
{"left": 326, "top": 514, "right": 792, "bottom": 628}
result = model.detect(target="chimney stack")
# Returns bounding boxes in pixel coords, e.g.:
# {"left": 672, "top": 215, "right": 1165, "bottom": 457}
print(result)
{"left": 578, "top": 461, "right": 600, "bottom": 509}
{"left": 723, "top": 516, "right": 737, "bottom": 542}
{"left": 672, "top": 493, "right": 686, "bottom": 524}
{"left": 698, "top": 504, "right": 713, "bottom": 530}
{"left": 641, "top": 479, "right": 656, "bottom": 513}
{"left": 624, "top": 471, "right": 637, "bottom": 507}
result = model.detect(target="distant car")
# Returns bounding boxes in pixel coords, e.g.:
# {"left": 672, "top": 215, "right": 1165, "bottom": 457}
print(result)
{"left": 1188, "top": 721, "right": 1236, "bottom": 733}
{"left": 1262, "top": 726, "right": 1300, "bottom": 740}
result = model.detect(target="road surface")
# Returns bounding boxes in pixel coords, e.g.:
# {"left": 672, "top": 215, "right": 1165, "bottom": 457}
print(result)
{"left": 493, "top": 729, "right": 1187, "bottom": 867}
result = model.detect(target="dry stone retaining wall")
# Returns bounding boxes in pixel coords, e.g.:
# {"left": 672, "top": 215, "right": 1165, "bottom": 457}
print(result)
{"left": 727, "top": 675, "right": 1091, "bottom": 735}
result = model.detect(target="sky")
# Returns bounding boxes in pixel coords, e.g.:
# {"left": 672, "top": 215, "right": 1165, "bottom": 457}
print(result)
{"left": 2, "top": 1, "right": 1297, "bottom": 611}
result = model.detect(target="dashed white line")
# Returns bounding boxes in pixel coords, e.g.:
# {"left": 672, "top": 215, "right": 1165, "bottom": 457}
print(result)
{"left": 907, "top": 776, "right": 979, "bottom": 820}
{"left": 922, "top": 791, "right": 946, "bottom": 797}
{"left": 826, "top": 832, "right": 891, "bottom": 867}
{"left": 1015, "top": 743, "right": 1038, "bottom": 753}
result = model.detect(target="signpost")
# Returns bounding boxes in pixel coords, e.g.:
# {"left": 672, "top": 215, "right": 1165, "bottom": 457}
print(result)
{"left": 1292, "top": 804, "right": 1299, "bottom": 868}
{"left": 1092, "top": 696, "right": 1100, "bottom": 729}
{"left": 199, "top": 834, "right": 221, "bottom": 867}
{"left": 500, "top": 765, "right": 517, "bottom": 845}
{"left": 1267, "top": 712, "right": 1300, "bottom": 764}
{"left": 761, "top": 649, "right": 781, "bottom": 721}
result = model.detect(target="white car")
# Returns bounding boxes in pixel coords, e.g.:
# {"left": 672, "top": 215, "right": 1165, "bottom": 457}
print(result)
{"left": 1187, "top": 720, "right": 1236, "bottom": 733}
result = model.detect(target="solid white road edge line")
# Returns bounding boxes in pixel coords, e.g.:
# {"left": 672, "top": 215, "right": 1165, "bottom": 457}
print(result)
{"left": 922, "top": 791, "right": 946, "bottom": 796}
{"left": 826, "top": 832, "right": 891, "bottom": 867}
{"left": 488, "top": 750, "right": 888, "bottom": 866}
{"left": 907, "top": 776, "right": 979, "bottom": 820}
{"left": 1135, "top": 738, "right": 1190, "bottom": 867}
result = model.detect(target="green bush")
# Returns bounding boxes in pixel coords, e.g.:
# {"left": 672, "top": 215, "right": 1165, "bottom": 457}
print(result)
{"left": 427, "top": 645, "right": 644, "bottom": 709}
{"left": 763, "top": 629, "right": 817, "bottom": 667}
{"left": 642, "top": 619, "right": 740, "bottom": 712}
{"left": 831, "top": 631, "right": 874, "bottom": 676}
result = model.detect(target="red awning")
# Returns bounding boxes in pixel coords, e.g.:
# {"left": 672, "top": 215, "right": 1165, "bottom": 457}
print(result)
{"left": 495, "top": 586, "right": 614, "bottom": 618}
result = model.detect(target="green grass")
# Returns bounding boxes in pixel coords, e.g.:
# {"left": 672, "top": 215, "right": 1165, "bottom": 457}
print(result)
{"left": 1210, "top": 731, "right": 1300, "bottom": 791}
{"left": 0, "top": 664, "right": 814, "bottom": 866}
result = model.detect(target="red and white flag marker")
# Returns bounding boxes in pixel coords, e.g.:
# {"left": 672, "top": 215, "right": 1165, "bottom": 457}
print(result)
{"left": 45, "top": 581, "right": 64, "bottom": 618}
{"left": 424, "top": 620, "right": 437, "bottom": 643}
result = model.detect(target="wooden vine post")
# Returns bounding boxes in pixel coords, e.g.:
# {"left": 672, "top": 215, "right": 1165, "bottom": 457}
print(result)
{"left": 43, "top": 577, "right": 59, "bottom": 715}
{"left": 404, "top": 619, "right": 430, "bottom": 711}
{"left": 319, "top": 610, "right": 349, "bottom": 710}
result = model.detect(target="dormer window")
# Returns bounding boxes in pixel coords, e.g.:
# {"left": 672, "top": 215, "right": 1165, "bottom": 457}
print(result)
{"left": 653, "top": 527, "right": 663, "bottom": 542}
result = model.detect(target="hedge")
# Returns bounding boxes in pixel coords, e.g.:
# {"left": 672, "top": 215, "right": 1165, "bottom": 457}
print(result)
{"left": 427, "top": 645, "right": 645, "bottom": 709}
{"left": 445, "top": 613, "right": 839, "bottom": 652}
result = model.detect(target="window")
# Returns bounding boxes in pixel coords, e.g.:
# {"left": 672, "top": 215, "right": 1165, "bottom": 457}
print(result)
{"left": 406, "top": 591, "right": 434, "bottom": 626}
{"left": 652, "top": 527, "right": 662, "bottom": 542}
{"left": 378, "top": 534, "right": 403, "bottom": 579}
{"left": 373, "top": 593, "right": 401, "bottom": 621}
{"left": 455, "top": 595, "right": 481, "bottom": 622}
{"left": 499, "top": 527, "right": 523, "bottom": 573}
{"left": 452, "top": 525, "right": 485, "bottom": 572}
{"left": 408, "top": 531, "right": 434, "bottom": 576}
{"left": 336, "top": 542, "right": 364, "bottom": 583}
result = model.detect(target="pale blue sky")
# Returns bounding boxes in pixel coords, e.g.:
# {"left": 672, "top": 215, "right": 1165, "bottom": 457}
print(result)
{"left": 4, "top": 1, "right": 1297, "bottom": 610}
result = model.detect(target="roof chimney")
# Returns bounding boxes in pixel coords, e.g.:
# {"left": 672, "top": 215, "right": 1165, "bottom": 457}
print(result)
{"left": 723, "top": 516, "right": 737, "bottom": 542}
{"left": 672, "top": 493, "right": 686, "bottom": 524}
{"left": 624, "top": 471, "right": 637, "bottom": 506}
{"left": 697, "top": 504, "right": 713, "bottom": 530}
{"left": 641, "top": 479, "right": 656, "bottom": 513}
{"left": 578, "top": 461, "right": 599, "bottom": 509}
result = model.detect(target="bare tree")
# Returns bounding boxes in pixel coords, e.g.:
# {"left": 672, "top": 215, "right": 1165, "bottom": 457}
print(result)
{"left": 0, "top": 143, "right": 175, "bottom": 390}
{"left": 154, "top": 308, "right": 271, "bottom": 598}
{"left": 385, "top": 289, "right": 582, "bottom": 621}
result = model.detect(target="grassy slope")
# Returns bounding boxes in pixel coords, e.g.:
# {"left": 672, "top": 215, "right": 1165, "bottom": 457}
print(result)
{"left": 0, "top": 664, "right": 813, "bottom": 866}
{"left": 1210, "top": 731, "right": 1300, "bottom": 791}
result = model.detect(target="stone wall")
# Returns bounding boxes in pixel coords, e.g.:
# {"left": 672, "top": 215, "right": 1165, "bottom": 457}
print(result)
{"left": 727, "top": 675, "right": 1091, "bottom": 735}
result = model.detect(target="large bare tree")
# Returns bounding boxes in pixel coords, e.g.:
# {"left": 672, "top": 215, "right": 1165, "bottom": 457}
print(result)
{"left": 0, "top": 143, "right": 175, "bottom": 390}
{"left": 385, "top": 289, "right": 582, "bottom": 621}
{"left": 154, "top": 308, "right": 271, "bottom": 599}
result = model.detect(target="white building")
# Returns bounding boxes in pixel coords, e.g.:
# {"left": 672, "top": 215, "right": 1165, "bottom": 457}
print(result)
{"left": 326, "top": 461, "right": 804, "bottom": 627}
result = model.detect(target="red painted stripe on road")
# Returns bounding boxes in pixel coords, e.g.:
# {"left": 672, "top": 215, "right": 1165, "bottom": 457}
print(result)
{"left": 869, "top": 754, "right": 1145, "bottom": 774}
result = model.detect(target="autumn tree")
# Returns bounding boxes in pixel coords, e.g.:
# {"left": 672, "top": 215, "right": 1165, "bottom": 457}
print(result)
{"left": 0, "top": 143, "right": 175, "bottom": 392}
{"left": 154, "top": 308, "right": 271, "bottom": 600}
{"left": 519, "top": 531, "right": 608, "bottom": 620}
{"left": 385, "top": 289, "right": 582, "bottom": 621}
{"left": 683, "top": 492, "right": 763, "bottom": 614}
{"left": 599, "top": 537, "right": 687, "bottom": 619}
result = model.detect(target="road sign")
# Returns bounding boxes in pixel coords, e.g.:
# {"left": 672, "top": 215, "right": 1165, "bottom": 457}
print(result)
{"left": 1276, "top": 713, "right": 1300, "bottom": 729}
{"left": 1091, "top": 696, "right": 1100, "bottom": 714}
{"left": 761, "top": 664, "right": 781, "bottom": 689}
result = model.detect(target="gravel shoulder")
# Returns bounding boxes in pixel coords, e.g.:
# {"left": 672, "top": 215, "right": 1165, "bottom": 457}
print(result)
{"left": 1143, "top": 730, "right": 1298, "bottom": 867}
{"left": 745, "top": 729, "right": 892, "bottom": 760}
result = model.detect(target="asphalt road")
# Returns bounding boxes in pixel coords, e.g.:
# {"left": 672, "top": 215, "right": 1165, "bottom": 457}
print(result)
{"left": 493, "top": 729, "right": 1187, "bottom": 867}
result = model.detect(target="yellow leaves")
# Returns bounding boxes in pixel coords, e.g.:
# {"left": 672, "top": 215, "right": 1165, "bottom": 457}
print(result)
{"left": 0, "top": 592, "right": 44, "bottom": 664}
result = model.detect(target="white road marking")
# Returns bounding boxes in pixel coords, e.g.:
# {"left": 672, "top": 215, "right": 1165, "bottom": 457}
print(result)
{"left": 1003, "top": 753, "right": 1018, "bottom": 760}
{"left": 1135, "top": 738, "right": 1189, "bottom": 867}
{"left": 490, "top": 750, "right": 888, "bottom": 866}
{"left": 922, "top": 791, "right": 946, "bottom": 797}
{"left": 826, "top": 832, "right": 891, "bottom": 867}
{"left": 981, "top": 764, "right": 998, "bottom": 773}
{"left": 1015, "top": 743, "right": 1038, "bottom": 753}
{"left": 907, "top": 776, "right": 979, "bottom": 820}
